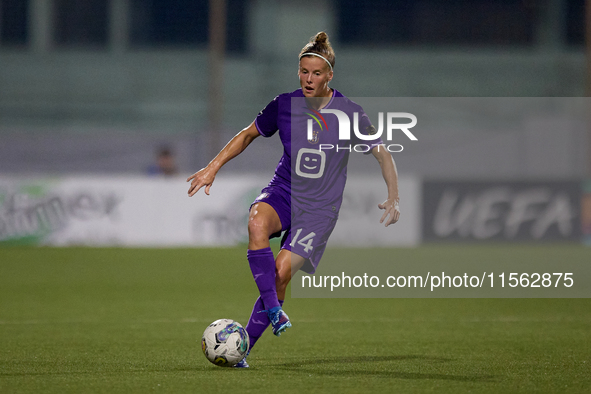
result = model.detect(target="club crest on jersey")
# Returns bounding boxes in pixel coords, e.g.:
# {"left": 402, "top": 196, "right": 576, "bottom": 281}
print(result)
{"left": 308, "top": 130, "right": 319, "bottom": 144}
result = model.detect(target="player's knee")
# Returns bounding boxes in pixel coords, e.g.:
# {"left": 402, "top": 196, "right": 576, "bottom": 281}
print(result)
{"left": 247, "top": 215, "right": 270, "bottom": 242}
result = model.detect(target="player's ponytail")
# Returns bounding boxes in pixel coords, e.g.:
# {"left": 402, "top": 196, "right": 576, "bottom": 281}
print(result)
{"left": 299, "top": 31, "right": 335, "bottom": 71}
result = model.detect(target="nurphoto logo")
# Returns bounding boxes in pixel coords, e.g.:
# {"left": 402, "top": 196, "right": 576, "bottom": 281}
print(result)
{"left": 306, "top": 110, "right": 418, "bottom": 153}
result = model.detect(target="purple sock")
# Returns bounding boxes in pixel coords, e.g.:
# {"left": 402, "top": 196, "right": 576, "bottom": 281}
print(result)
{"left": 247, "top": 247, "right": 280, "bottom": 310}
{"left": 246, "top": 297, "right": 284, "bottom": 351}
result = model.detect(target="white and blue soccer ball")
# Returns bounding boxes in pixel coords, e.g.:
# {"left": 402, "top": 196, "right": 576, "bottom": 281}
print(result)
{"left": 201, "top": 319, "right": 249, "bottom": 367}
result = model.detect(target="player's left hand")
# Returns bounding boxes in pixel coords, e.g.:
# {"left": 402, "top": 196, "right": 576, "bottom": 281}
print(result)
{"left": 378, "top": 198, "right": 400, "bottom": 227}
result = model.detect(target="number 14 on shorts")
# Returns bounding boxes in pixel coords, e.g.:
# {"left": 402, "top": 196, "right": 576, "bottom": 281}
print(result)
{"left": 290, "top": 229, "right": 316, "bottom": 253}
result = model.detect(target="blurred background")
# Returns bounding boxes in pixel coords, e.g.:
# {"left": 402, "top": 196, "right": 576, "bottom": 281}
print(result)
{"left": 0, "top": 0, "right": 589, "bottom": 245}
{"left": 0, "top": 0, "right": 588, "bottom": 174}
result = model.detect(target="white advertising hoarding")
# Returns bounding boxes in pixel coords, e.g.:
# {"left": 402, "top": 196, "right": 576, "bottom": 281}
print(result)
{"left": 0, "top": 175, "right": 420, "bottom": 247}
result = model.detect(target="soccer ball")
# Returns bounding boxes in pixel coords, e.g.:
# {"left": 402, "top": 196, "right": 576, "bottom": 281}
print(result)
{"left": 201, "top": 319, "right": 249, "bottom": 367}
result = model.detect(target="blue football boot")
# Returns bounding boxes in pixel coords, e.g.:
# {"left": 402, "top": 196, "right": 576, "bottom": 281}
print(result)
{"left": 267, "top": 306, "right": 292, "bottom": 336}
{"left": 233, "top": 355, "right": 249, "bottom": 368}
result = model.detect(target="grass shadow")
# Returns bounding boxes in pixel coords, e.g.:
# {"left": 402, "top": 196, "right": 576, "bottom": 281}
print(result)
{"left": 265, "top": 354, "right": 496, "bottom": 383}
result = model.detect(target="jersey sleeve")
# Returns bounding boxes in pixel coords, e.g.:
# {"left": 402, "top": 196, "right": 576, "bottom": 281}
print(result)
{"left": 255, "top": 96, "right": 280, "bottom": 137}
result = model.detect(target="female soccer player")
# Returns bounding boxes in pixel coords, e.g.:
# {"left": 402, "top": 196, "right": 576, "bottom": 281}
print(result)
{"left": 187, "top": 32, "right": 400, "bottom": 368}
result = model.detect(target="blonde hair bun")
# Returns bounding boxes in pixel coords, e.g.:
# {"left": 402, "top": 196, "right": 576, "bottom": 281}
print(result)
{"left": 299, "top": 31, "right": 335, "bottom": 69}
{"left": 314, "top": 32, "right": 329, "bottom": 44}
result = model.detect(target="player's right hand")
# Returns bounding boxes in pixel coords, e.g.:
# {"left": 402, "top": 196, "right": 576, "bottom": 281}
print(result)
{"left": 187, "top": 167, "right": 216, "bottom": 196}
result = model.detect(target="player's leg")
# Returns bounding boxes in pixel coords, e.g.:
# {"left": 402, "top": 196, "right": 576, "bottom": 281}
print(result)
{"left": 244, "top": 249, "right": 303, "bottom": 347}
{"left": 247, "top": 202, "right": 282, "bottom": 310}
{"left": 276, "top": 249, "right": 306, "bottom": 301}
{"left": 259, "top": 249, "right": 306, "bottom": 337}
{"left": 236, "top": 295, "right": 285, "bottom": 368}
{"left": 238, "top": 252, "right": 305, "bottom": 368}
{"left": 244, "top": 201, "right": 290, "bottom": 352}
{"left": 244, "top": 296, "right": 285, "bottom": 348}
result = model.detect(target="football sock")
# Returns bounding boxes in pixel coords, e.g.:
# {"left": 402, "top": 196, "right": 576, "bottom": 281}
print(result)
{"left": 247, "top": 247, "right": 280, "bottom": 310}
{"left": 246, "top": 297, "right": 284, "bottom": 350}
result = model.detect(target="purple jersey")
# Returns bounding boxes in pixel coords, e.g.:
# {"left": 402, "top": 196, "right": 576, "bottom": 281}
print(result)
{"left": 255, "top": 88, "right": 382, "bottom": 217}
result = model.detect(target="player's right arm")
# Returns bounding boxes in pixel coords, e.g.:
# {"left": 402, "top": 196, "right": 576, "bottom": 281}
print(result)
{"left": 187, "top": 121, "right": 260, "bottom": 196}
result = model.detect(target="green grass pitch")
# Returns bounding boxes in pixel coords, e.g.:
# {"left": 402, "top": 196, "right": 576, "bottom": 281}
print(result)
{"left": 1, "top": 245, "right": 590, "bottom": 393}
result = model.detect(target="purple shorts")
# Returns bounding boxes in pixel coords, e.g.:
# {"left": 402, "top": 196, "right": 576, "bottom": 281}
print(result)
{"left": 250, "top": 185, "right": 338, "bottom": 274}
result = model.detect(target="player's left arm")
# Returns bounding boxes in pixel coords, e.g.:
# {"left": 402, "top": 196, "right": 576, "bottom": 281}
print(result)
{"left": 371, "top": 145, "right": 400, "bottom": 227}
